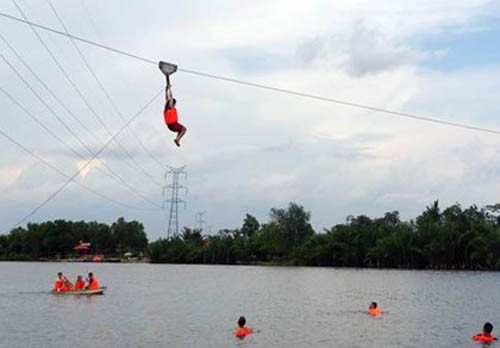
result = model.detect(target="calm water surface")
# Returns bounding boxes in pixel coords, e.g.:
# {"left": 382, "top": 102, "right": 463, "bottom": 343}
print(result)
{"left": 0, "top": 262, "right": 498, "bottom": 347}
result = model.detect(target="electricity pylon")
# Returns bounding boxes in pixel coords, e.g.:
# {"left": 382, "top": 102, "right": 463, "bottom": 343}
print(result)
{"left": 162, "top": 165, "right": 187, "bottom": 237}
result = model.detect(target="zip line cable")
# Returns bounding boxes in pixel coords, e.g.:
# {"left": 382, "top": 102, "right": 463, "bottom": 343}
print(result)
{"left": 0, "top": 12, "right": 156, "bottom": 64}
{"left": 10, "top": 89, "right": 164, "bottom": 228}
{"left": 1, "top": 11, "right": 500, "bottom": 136}
{"left": 9, "top": 0, "right": 164, "bottom": 188}
{"left": 0, "top": 127, "right": 159, "bottom": 214}
{"left": 1, "top": 55, "right": 161, "bottom": 209}
{"left": 46, "top": 0, "right": 167, "bottom": 172}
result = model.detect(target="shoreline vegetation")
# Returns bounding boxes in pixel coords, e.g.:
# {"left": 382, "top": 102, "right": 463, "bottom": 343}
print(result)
{"left": 1, "top": 201, "right": 499, "bottom": 270}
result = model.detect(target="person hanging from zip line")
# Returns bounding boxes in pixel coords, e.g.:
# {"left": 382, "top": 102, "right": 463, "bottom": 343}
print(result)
{"left": 159, "top": 61, "right": 186, "bottom": 147}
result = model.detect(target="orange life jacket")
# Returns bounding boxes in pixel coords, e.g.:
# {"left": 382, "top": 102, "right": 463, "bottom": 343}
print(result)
{"left": 53, "top": 279, "right": 64, "bottom": 291}
{"left": 368, "top": 308, "right": 382, "bottom": 316}
{"left": 472, "top": 333, "right": 496, "bottom": 343}
{"left": 61, "top": 283, "right": 72, "bottom": 291}
{"left": 74, "top": 280, "right": 85, "bottom": 290}
{"left": 88, "top": 278, "right": 99, "bottom": 290}
{"left": 164, "top": 107, "right": 178, "bottom": 125}
{"left": 234, "top": 326, "right": 252, "bottom": 338}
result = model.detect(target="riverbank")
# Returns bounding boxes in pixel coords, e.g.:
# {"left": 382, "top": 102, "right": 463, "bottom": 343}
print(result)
{"left": 2, "top": 257, "right": 499, "bottom": 271}
{"left": 0, "top": 256, "right": 148, "bottom": 263}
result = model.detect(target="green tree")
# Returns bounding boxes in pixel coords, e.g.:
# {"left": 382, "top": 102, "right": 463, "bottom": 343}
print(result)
{"left": 111, "top": 217, "right": 148, "bottom": 253}
{"left": 269, "top": 202, "right": 314, "bottom": 251}
{"left": 241, "top": 214, "right": 260, "bottom": 237}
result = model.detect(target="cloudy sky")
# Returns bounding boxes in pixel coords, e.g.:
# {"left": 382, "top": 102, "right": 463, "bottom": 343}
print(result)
{"left": 1, "top": 0, "right": 500, "bottom": 240}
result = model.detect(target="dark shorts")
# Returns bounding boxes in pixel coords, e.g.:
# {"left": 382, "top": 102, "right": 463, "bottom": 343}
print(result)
{"left": 167, "top": 122, "right": 185, "bottom": 133}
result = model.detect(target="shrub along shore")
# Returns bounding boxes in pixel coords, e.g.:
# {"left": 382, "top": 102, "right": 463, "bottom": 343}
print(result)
{"left": 2, "top": 201, "right": 499, "bottom": 270}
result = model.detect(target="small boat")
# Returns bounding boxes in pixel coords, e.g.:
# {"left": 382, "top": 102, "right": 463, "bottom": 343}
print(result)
{"left": 51, "top": 287, "right": 106, "bottom": 295}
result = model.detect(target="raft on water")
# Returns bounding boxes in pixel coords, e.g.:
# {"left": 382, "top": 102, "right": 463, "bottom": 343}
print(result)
{"left": 51, "top": 287, "right": 106, "bottom": 295}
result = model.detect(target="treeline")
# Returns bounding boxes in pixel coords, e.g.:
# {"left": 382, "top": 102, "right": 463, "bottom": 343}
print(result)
{"left": 2, "top": 201, "right": 499, "bottom": 269}
{"left": 148, "top": 201, "right": 500, "bottom": 270}
{"left": 0, "top": 217, "right": 147, "bottom": 260}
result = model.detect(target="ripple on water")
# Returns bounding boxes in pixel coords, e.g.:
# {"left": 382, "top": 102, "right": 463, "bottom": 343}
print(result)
{"left": 0, "top": 263, "right": 498, "bottom": 348}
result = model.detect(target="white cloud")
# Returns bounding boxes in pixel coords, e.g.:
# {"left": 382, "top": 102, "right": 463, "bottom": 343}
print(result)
{"left": 344, "top": 21, "right": 424, "bottom": 77}
{"left": 76, "top": 158, "right": 103, "bottom": 178}
{"left": 296, "top": 21, "right": 424, "bottom": 77}
{"left": 0, "top": 165, "right": 24, "bottom": 191}
{"left": 1, "top": 0, "right": 500, "bottom": 238}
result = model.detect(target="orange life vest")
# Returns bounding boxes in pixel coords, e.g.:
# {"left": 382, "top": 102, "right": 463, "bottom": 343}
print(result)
{"left": 61, "top": 283, "right": 72, "bottom": 291}
{"left": 234, "top": 326, "right": 252, "bottom": 338}
{"left": 368, "top": 308, "right": 382, "bottom": 316}
{"left": 74, "top": 280, "right": 85, "bottom": 290}
{"left": 472, "top": 333, "right": 496, "bottom": 343}
{"left": 88, "top": 278, "right": 99, "bottom": 290}
{"left": 53, "top": 279, "right": 64, "bottom": 291}
{"left": 164, "top": 107, "right": 178, "bottom": 125}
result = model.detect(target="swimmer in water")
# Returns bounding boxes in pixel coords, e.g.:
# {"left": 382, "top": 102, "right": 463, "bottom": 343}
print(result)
{"left": 367, "top": 301, "right": 382, "bottom": 316}
{"left": 472, "top": 322, "right": 497, "bottom": 344}
{"left": 234, "top": 316, "right": 252, "bottom": 339}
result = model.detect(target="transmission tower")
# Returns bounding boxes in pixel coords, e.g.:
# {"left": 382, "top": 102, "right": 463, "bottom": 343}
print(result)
{"left": 196, "top": 211, "right": 206, "bottom": 231}
{"left": 162, "top": 165, "right": 187, "bottom": 237}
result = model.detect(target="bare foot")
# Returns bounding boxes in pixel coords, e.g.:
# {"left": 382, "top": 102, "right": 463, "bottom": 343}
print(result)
{"left": 174, "top": 139, "right": 180, "bottom": 147}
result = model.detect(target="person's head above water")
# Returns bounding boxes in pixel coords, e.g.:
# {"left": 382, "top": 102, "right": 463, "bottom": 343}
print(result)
{"left": 484, "top": 322, "right": 494, "bottom": 335}
{"left": 238, "top": 316, "right": 246, "bottom": 328}
{"left": 472, "top": 321, "right": 497, "bottom": 343}
{"left": 234, "top": 316, "right": 252, "bottom": 339}
{"left": 370, "top": 302, "right": 378, "bottom": 309}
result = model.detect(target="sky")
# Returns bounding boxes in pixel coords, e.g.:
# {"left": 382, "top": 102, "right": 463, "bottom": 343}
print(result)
{"left": 1, "top": 0, "right": 500, "bottom": 240}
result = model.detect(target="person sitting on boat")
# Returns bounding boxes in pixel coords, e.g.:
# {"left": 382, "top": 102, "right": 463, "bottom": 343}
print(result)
{"left": 73, "top": 275, "right": 85, "bottom": 290}
{"left": 61, "top": 279, "right": 73, "bottom": 291}
{"left": 53, "top": 272, "right": 66, "bottom": 291}
{"left": 234, "top": 316, "right": 252, "bottom": 339}
{"left": 85, "top": 272, "right": 100, "bottom": 290}
{"left": 367, "top": 301, "right": 382, "bottom": 316}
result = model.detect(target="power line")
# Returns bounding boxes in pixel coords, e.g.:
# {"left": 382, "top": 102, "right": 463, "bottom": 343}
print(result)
{"left": 1, "top": 11, "right": 500, "bottom": 136}
{"left": 1, "top": 83, "right": 162, "bottom": 211}
{"left": 9, "top": 1, "right": 164, "bottom": 188}
{"left": 11, "top": 89, "right": 163, "bottom": 228}
{"left": 46, "top": 0, "right": 166, "bottom": 172}
{"left": 1, "top": 55, "right": 161, "bottom": 209}
{"left": 1, "top": 54, "right": 90, "bottom": 155}
{"left": 0, "top": 32, "right": 163, "bottom": 182}
{"left": 1, "top": 84, "right": 89, "bottom": 159}
{"left": 0, "top": 11, "right": 156, "bottom": 64}
{"left": 78, "top": 0, "right": 104, "bottom": 40}
{"left": 0, "top": 126, "right": 159, "bottom": 215}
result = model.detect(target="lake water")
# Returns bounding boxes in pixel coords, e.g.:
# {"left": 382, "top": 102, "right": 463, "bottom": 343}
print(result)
{"left": 0, "top": 262, "right": 498, "bottom": 348}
